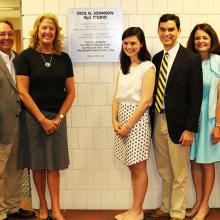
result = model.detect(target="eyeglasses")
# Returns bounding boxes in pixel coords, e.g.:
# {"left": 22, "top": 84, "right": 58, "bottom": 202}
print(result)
{"left": 0, "top": 32, "right": 14, "bottom": 38}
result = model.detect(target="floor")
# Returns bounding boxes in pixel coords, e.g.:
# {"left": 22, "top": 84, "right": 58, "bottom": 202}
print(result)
{"left": 10, "top": 208, "right": 220, "bottom": 220}
{"left": 51, "top": 209, "right": 220, "bottom": 220}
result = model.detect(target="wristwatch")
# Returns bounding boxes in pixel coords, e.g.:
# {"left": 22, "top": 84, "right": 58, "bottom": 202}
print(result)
{"left": 59, "top": 114, "right": 64, "bottom": 119}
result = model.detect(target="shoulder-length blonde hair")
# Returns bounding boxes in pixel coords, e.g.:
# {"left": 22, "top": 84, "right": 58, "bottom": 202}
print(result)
{"left": 29, "top": 13, "right": 63, "bottom": 54}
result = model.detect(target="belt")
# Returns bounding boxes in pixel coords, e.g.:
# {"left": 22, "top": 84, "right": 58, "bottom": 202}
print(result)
{"left": 155, "top": 109, "right": 165, "bottom": 114}
{"left": 160, "top": 109, "right": 165, "bottom": 113}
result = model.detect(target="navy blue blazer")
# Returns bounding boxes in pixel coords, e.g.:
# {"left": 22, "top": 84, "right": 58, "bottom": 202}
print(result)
{"left": 150, "top": 45, "right": 203, "bottom": 144}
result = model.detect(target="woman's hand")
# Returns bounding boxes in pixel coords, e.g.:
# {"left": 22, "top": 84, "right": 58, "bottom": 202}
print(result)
{"left": 211, "top": 126, "right": 220, "bottom": 144}
{"left": 52, "top": 115, "right": 62, "bottom": 129}
{"left": 39, "top": 118, "right": 57, "bottom": 135}
{"left": 113, "top": 120, "right": 132, "bottom": 137}
{"left": 113, "top": 120, "right": 122, "bottom": 134}
{"left": 117, "top": 124, "right": 132, "bottom": 137}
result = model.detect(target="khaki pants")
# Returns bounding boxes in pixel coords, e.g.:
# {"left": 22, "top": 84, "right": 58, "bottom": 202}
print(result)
{"left": 0, "top": 140, "right": 23, "bottom": 219}
{"left": 153, "top": 113, "right": 189, "bottom": 219}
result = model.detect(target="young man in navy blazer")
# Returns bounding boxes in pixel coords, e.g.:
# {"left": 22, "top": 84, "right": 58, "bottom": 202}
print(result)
{"left": 149, "top": 14, "right": 203, "bottom": 220}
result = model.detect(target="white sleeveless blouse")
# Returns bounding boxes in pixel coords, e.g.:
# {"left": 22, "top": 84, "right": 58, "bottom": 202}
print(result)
{"left": 116, "top": 61, "right": 155, "bottom": 104}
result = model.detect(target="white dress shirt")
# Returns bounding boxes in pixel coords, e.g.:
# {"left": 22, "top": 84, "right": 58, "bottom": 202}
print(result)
{"left": 0, "top": 50, "right": 16, "bottom": 84}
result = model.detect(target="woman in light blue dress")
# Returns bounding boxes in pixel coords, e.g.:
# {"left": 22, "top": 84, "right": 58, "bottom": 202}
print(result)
{"left": 187, "top": 23, "right": 220, "bottom": 220}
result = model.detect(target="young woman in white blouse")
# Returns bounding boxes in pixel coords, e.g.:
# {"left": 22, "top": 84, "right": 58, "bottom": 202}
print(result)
{"left": 112, "top": 27, "right": 155, "bottom": 220}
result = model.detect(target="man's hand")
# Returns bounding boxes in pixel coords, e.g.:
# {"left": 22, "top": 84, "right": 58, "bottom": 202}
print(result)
{"left": 179, "top": 130, "right": 195, "bottom": 146}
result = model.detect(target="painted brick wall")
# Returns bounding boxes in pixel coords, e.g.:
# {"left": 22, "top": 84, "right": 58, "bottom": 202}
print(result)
{"left": 21, "top": 0, "right": 220, "bottom": 209}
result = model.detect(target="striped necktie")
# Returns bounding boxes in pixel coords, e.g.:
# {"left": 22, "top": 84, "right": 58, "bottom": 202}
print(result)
{"left": 155, "top": 52, "right": 168, "bottom": 113}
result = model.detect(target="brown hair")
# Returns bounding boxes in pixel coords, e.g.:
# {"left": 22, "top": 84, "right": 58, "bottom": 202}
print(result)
{"left": 0, "top": 19, "right": 14, "bottom": 30}
{"left": 187, "top": 23, "right": 220, "bottom": 54}
{"left": 29, "top": 13, "right": 63, "bottom": 54}
{"left": 158, "top": 14, "right": 180, "bottom": 30}
{"left": 120, "top": 27, "right": 151, "bottom": 74}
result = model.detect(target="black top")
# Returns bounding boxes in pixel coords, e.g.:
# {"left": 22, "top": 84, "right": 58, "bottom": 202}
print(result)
{"left": 15, "top": 48, "right": 74, "bottom": 112}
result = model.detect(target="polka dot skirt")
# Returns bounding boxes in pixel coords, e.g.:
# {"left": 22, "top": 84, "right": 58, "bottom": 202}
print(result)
{"left": 114, "top": 103, "right": 151, "bottom": 166}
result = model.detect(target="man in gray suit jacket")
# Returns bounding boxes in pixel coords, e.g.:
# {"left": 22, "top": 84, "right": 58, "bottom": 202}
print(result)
{"left": 0, "top": 20, "right": 35, "bottom": 220}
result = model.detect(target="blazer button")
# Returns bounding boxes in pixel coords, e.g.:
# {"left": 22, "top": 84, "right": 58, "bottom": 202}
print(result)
{"left": 17, "top": 100, "right": 20, "bottom": 103}
{"left": 16, "top": 114, "right": 19, "bottom": 118}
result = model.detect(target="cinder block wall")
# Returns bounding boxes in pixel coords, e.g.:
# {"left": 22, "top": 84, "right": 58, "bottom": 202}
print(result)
{"left": 21, "top": 0, "right": 220, "bottom": 209}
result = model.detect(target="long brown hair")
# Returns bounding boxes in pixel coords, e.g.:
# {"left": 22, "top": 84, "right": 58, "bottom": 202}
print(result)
{"left": 120, "top": 27, "right": 151, "bottom": 74}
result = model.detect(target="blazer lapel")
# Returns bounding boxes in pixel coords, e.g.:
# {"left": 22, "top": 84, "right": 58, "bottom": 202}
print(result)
{"left": 155, "top": 52, "right": 163, "bottom": 78}
{"left": 0, "top": 54, "right": 17, "bottom": 91}
{"left": 166, "top": 45, "right": 184, "bottom": 90}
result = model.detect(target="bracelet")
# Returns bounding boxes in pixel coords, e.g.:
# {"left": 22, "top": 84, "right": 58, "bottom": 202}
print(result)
{"left": 59, "top": 114, "right": 64, "bottom": 119}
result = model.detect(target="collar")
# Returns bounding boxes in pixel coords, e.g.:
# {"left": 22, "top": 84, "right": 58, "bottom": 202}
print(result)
{"left": 209, "top": 53, "right": 220, "bottom": 76}
{"left": 0, "top": 50, "right": 15, "bottom": 62}
{"left": 163, "top": 42, "right": 180, "bottom": 59}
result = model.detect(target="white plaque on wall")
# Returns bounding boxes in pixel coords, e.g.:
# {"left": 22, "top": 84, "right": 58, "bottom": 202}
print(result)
{"left": 68, "top": 8, "right": 123, "bottom": 62}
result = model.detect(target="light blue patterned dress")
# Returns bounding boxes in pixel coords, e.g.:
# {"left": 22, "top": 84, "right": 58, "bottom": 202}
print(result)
{"left": 190, "top": 54, "right": 220, "bottom": 163}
